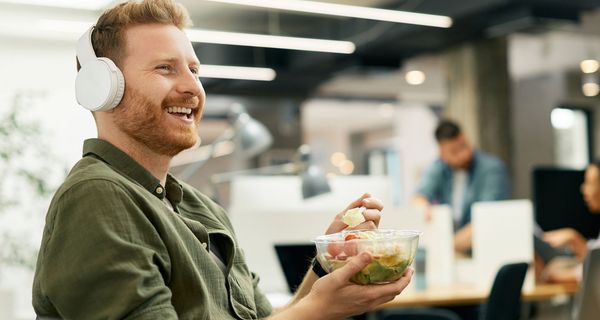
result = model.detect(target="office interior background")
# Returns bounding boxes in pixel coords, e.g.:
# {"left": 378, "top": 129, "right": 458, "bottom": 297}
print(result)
{"left": 2, "top": 0, "right": 600, "bottom": 319}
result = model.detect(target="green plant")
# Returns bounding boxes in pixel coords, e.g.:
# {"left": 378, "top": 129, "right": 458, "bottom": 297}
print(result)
{"left": 0, "top": 91, "right": 67, "bottom": 270}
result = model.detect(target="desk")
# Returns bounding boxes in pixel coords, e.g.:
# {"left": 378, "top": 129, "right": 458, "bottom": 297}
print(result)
{"left": 377, "top": 283, "right": 579, "bottom": 309}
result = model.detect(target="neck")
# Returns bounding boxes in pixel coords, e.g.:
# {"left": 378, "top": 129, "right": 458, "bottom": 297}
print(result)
{"left": 99, "top": 131, "right": 171, "bottom": 186}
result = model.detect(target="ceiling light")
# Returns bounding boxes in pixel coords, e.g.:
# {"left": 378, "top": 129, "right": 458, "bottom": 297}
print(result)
{"left": 38, "top": 19, "right": 355, "bottom": 54}
{"left": 37, "top": 20, "right": 278, "bottom": 81}
{"left": 405, "top": 70, "right": 426, "bottom": 85}
{"left": 580, "top": 59, "right": 599, "bottom": 74}
{"left": 582, "top": 82, "right": 600, "bottom": 97}
{"left": 206, "top": 0, "right": 452, "bottom": 28}
{"left": 339, "top": 160, "right": 355, "bottom": 175}
{"left": 200, "top": 64, "right": 276, "bottom": 81}
{"left": 0, "top": 0, "right": 113, "bottom": 10}
{"left": 185, "top": 29, "right": 355, "bottom": 54}
{"left": 330, "top": 152, "right": 346, "bottom": 167}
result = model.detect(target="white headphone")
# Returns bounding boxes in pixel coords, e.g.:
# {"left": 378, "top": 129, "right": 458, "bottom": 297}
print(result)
{"left": 75, "top": 26, "right": 125, "bottom": 111}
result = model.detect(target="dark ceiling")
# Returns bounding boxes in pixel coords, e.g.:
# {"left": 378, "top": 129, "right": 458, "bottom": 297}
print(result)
{"left": 192, "top": 0, "right": 600, "bottom": 98}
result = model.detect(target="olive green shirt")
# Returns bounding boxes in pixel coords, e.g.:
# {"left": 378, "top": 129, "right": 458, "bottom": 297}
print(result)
{"left": 33, "top": 139, "right": 272, "bottom": 319}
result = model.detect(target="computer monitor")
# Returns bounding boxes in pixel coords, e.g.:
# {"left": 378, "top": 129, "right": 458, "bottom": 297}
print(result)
{"left": 274, "top": 243, "right": 316, "bottom": 293}
{"left": 532, "top": 167, "right": 600, "bottom": 239}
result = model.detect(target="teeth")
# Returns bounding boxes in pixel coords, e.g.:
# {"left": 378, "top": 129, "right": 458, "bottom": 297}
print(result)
{"left": 167, "top": 107, "right": 192, "bottom": 114}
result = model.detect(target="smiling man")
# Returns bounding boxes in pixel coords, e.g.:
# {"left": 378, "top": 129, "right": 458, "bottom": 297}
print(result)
{"left": 32, "top": 1, "right": 412, "bottom": 319}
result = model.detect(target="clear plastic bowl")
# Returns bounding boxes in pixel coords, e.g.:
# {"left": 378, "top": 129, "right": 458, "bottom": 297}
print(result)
{"left": 314, "top": 229, "right": 421, "bottom": 285}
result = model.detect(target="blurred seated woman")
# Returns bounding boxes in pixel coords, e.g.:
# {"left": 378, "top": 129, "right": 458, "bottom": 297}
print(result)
{"left": 541, "top": 161, "right": 600, "bottom": 283}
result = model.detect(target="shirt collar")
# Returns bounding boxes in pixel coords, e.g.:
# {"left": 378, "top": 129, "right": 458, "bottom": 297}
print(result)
{"left": 82, "top": 138, "right": 183, "bottom": 205}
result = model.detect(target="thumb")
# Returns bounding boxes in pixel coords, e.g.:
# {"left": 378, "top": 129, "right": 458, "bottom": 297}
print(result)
{"left": 336, "top": 252, "right": 372, "bottom": 281}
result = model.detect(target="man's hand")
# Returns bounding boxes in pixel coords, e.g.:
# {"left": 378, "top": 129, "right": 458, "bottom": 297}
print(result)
{"left": 454, "top": 224, "right": 473, "bottom": 253}
{"left": 325, "top": 193, "right": 383, "bottom": 235}
{"left": 412, "top": 195, "right": 433, "bottom": 222}
{"left": 301, "top": 252, "right": 413, "bottom": 319}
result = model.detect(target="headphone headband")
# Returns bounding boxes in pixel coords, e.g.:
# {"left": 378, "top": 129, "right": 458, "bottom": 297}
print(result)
{"left": 77, "top": 26, "right": 97, "bottom": 66}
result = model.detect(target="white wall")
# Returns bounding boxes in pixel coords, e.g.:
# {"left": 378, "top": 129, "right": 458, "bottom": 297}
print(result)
{"left": 0, "top": 24, "right": 96, "bottom": 320}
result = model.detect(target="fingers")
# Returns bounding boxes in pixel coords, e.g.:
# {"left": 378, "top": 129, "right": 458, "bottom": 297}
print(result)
{"left": 327, "top": 194, "right": 384, "bottom": 234}
{"left": 380, "top": 268, "right": 414, "bottom": 293}
{"left": 369, "top": 268, "right": 414, "bottom": 298}
{"left": 333, "top": 252, "right": 372, "bottom": 282}
{"left": 346, "top": 197, "right": 383, "bottom": 230}
{"left": 348, "top": 210, "right": 378, "bottom": 230}
{"left": 543, "top": 231, "right": 565, "bottom": 247}
{"left": 362, "top": 197, "right": 383, "bottom": 211}
{"left": 342, "top": 193, "right": 371, "bottom": 212}
{"left": 357, "top": 268, "right": 414, "bottom": 308}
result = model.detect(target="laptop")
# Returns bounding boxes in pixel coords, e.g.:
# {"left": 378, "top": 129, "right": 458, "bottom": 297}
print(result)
{"left": 274, "top": 243, "right": 317, "bottom": 293}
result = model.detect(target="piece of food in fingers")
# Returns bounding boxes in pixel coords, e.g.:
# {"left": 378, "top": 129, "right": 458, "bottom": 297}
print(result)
{"left": 314, "top": 229, "right": 421, "bottom": 284}
{"left": 341, "top": 206, "right": 366, "bottom": 227}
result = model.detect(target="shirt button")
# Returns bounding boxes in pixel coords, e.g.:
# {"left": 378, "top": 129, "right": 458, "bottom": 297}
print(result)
{"left": 155, "top": 186, "right": 164, "bottom": 194}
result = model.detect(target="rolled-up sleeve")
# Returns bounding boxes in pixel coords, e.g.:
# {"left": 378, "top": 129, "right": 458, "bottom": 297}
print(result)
{"left": 415, "top": 161, "right": 443, "bottom": 201}
{"left": 34, "top": 179, "right": 176, "bottom": 320}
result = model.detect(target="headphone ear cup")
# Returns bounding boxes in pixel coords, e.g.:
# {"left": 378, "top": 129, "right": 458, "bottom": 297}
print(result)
{"left": 75, "top": 57, "right": 124, "bottom": 111}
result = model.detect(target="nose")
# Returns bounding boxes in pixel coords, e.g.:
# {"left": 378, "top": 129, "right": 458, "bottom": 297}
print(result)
{"left": 176, "top": 69, "right": 203, "bottom": 98}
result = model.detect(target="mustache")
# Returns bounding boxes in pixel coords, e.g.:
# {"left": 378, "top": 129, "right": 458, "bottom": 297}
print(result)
{"left": 162, "top": 96, "right": 200, "bottom": 108}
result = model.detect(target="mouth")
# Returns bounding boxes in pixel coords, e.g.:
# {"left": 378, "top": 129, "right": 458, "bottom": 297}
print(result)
{"left": 166, "top": 106, "right": 196, "bottom": 123}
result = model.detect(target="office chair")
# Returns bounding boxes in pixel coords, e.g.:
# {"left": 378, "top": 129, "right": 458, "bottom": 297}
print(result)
{"left": 572, "top": 247, "right": 600, "bottom": 320}
{"left": 479, "top": 262, "right": 529, "bottom": 320}
{"left": 378, "top": 308, "right": 461, "bottom": 320}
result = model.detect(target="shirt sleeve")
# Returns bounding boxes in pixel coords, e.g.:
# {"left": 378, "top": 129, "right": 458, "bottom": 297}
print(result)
{"left": 35, "top": 179, "right": 176, "bottom": 320}
{"left": 478, "top": 162, "right": 510, "bottom": 201}
{"left": 415, "top": 161, "right": 443, "bottom": 201}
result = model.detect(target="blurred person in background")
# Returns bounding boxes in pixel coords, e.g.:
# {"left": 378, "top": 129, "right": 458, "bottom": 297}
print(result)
{"left": 31, "top": 0, "right": 413, "bottom": 319}
{"left": 542, "top": 161, "right": 600, "bottom": 283}
{"left": 413, "top": 119, "right": 510, "bottom": 253}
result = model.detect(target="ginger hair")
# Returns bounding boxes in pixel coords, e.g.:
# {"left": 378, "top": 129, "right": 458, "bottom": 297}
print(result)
{"left": 77, "top": 0, "right": 192, "bottom": 70}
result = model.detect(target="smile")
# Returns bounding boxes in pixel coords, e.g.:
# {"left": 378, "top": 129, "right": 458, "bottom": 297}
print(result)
{"left": 166, "top": 106, "right": 194, "bottom": 121}
{"left": 167, "top": 107, "right": 192, "bottom": 119}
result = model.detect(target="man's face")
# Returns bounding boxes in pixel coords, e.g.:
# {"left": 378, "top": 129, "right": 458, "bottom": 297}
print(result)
{"left": 581, "top": 165, "right": 600, "bottom": 213}
{"left": 113, "top": 23, "right": 205, "bottom": 157}
{"left": 439, "top": 133, "right": 473, "bottom": 170}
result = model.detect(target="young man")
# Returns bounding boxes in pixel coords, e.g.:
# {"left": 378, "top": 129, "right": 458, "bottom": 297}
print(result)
{"left": 32, "top": 1, "right": 412, "bottom": 319}
{"left": 413, "top": 120, "right": 510, "bottom": 252}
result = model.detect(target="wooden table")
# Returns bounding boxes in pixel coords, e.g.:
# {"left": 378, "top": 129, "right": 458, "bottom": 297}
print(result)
{"left": 376, "top": 282, "right": 579, "bottom": 309}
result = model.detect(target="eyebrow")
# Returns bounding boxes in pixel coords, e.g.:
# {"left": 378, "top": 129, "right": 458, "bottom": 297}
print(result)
{"left": 151, "top": 57, "right": 200, "bottom": 66}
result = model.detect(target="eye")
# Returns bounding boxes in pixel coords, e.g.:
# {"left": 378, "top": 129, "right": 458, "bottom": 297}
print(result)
{"left": 156, "top": 64, "right": 173, "bottom": 72}
{"left": 190, "top": 66, "right": 199, "bottom": 75}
